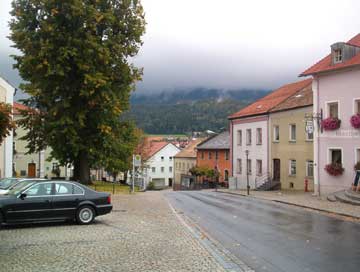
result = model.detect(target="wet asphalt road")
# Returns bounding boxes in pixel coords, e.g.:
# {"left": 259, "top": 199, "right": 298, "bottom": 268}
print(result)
{"left": 165, "top": 191, "right": 360, "bottom": 272}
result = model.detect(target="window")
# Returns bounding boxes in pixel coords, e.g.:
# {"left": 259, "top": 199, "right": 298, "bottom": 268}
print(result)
{"left": 215, "top": 151, "right": 218, "bottom": 160}
{"left": 256, "top": 160, "right": 262, "bottom": 176}
{"left": 327, "top": 102, "right": 339, "bottom": 118}
{"left": 247, "top": 159, "right": 252, "bottom": 175}
{"left": 26, "top": 183, "right": 53, "bottom": 196}
{"left": 201, "top": 151, "right": 204, "bottom": 160}
{"left": 152, "top": 167, "right": 156, "bottom": 173}
{"left": 355, "top": 99, "right": 360, "bottom": 114}
{"left": 306, "top": 161, "right": 314, "bottom": 177}
{"left": 237, "top": 159, "right": 242, "bottom": 174}
{"left": 161, "top": 167, "right": 165, "bottom": 173}
{"left": 334, "top": 49, "right": 342, "bottom": 63}
{"left": 289, "top": 160, "right": 296, "bottom": 176}
{"left": 237, "top": 130, "right": 242, "bottom": 146}
{"left": 55, "top": 183, "right": 84, "bottom": 195}
{"left": 224, "top": 170, "right": 229, "bottom": 182}
{"left": 273, "top": 125, "right": 280, "bottom": 142}
{"left": 256, "top": 128, "right": 262, "bottom": 145}
{"left": 169, "top": 157, "right": 172, "bottom": 161}
{"left": 306, "top": 130, "right": 314, "bottom": 141}
{"left": 209, "top": 152, "right": 212, "bottom": 160}
{"left": 182, "top": 163, "right": 185, "bottom": 170}
{"left": 356, "top": 148, "right": 360, "bottom": 163}
{"left": 329, "top": 149, "right": 342, "bottom": 164}
{"left": 225, "top": 150, "right": 229, "bottom": 160}
{"left": 52, "top": 162, "right": 58, "bottom": 171}
{"left": 161, "top": 156, "right": 164, "bottom": 161}
{"left": 289, "top": 124, "right": 296, "bottom": 142}
{"left": 246, "top": 129, "right": 252, "bottom": 145}
{"left": 169, "top": 167, "right": 173, "bottom": 173}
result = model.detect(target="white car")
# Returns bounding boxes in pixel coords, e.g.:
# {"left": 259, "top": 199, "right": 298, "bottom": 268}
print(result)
{"left": 0, "top": 178, "right": 47, "bottom": 195}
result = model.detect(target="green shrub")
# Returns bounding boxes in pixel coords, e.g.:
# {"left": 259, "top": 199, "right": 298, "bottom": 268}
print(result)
{"left": 147, "top": 181, "right": 155, "bottom": 190}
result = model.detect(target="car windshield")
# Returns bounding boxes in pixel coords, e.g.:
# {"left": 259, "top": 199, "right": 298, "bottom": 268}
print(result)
{"left": 6, "top": 180, "right": 35, "bottom": 196}
{"left": 0, "top": 178, "right": 18, "bottom": 190}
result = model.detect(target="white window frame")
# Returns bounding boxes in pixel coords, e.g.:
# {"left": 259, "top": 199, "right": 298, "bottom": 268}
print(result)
{"left": 334, "top": 49, "right": 343, "bottom": 63}
{"left": 237, "top": 159, "right": 242, "bottom": 174}
{"left": 289, "top": 124, "right": 296, "bottom": 142}
{"left": 306, "top": 160, "right": 314, "bottom": 177}
{"left": 246, "top": 129, "right": 252, "bottom": 146}
{"left": 161, "top": 166, "right": 165, "bottom": 173}
{"left": 327, "top": 147, "right": 343, "bottom": 164}
{"left": 152, "top": 167, "right": 156, "bottom": 173}
{"left": 237, "top": 130, "right": 242, "bottom": 146}
{"left": 161, "top": 156, "right": 164, "bottom": 162}
{"left": 353, "top": 98, "right": 360, "bottom": 114}
{"left": 256, "top": 128, "right": 262, "bottom": 145}
{"left": 273, "top": 125, "right": 280, "bottom": 142}
{"left": 256, "top": 159, "right": 262, "bottom": 176}
{"left": 169, "top": 166, "right": 173, "bottom": 173}
{"left": 355, "top": 147, "right": 360, "bottom": 164}
{"left": 247, "top": 159, "right": 252, "bottom": 175}
{"left": 306, "top": 129, "right": 314, "bottom": 141}
{"left": 325, "top": 100, "right": 340, "bottom": 119}
{"left": 289, "top": 160, "right": 296, "bottom": 176}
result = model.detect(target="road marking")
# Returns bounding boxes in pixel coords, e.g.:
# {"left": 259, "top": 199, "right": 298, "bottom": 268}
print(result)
{"left": 167, "top": 198, "right": 255, "bottom": 272}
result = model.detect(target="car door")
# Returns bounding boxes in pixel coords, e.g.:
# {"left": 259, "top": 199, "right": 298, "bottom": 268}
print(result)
{"left": 51, "top": 182, "right": 85, "bottom": 220}
{"left": 5, "top": 182, "right": 54, "bottom": 223}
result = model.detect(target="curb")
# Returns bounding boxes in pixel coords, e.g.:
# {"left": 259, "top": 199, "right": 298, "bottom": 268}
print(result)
{"left": 216, "top": 190, "right": 360, "bottom": 221}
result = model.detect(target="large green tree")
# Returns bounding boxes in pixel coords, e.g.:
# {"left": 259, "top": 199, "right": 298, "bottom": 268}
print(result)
{"left": 9, "top": 0, "right": 146, "bottom": 183}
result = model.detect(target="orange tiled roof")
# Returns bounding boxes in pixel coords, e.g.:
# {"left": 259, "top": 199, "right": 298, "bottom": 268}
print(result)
{"left": 270, "top": 83, "right": 312, "bottom": 112}
{"left": 175, "top": 138, "right": 205, "bottom": 158}
{"left": 228, "top": 79, "right": 312, "bottom": 119}
{"left": 136, "top": 139, "right": 169, "bottom": 161}
{"left": 13, "top": 102, "right": 31, "bottom": 115}
{"left": 300, "top": 33, "right": 360, "bottom": 76}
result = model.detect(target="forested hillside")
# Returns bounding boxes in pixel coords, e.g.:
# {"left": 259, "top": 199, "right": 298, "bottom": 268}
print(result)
{"left": 124, "top": 88, "right": 269, "bottom": 134}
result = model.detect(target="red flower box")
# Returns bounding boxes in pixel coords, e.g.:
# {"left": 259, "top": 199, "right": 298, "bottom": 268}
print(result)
{"left": 324, "top": 163, "right": 344, "bottom": 176}
{"left": 321, "top": 117, "right": 341, "bottom": 131}
{"left": 350, "top": 114, "right": 360, "bottom": 129}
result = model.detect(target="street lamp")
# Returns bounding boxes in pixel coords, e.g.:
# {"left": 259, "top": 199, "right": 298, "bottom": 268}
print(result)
{"left": 245, "top": 150, "right": 250, "bottom": 195}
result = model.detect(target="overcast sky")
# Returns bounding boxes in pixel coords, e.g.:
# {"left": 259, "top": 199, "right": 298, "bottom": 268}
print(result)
{"left": 1, "top": 0, "right": 360, "bottom": 95}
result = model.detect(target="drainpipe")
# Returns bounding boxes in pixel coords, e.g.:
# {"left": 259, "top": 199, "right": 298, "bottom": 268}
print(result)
{"left": 313, "top": 78, "right": 320, "bottom": 196}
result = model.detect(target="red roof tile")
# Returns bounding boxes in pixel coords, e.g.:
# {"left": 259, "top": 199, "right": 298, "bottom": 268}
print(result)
{"left": 300, "top": 33, "right": 360, "bottom": 76}
{"left": 228, "top": 79, "right": 312, "bottom": 119}
{"left": 136, "top": 139, "right": 169, "bottom": 161}
{"left": 13, "top": 102, "right": 31, "bottom": 115}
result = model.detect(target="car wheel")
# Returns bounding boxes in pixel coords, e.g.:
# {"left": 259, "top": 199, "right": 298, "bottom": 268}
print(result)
{"left": 76, "top": 206, "right": 95, "bottom": 225}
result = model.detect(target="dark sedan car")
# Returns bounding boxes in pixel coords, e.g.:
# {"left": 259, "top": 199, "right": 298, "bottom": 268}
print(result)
{"left": 0, "top": 180, "right": 112, "bottom": 227}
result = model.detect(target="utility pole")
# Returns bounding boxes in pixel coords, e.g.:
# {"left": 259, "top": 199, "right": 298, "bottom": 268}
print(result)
{"left": 245, "top": 150, "right": 250, "bottom": 195}
{"left": 132, "top": 155, "right": 135, "bottom": 193}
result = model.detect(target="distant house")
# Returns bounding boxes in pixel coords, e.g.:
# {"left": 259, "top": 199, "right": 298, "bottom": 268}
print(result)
{"left": 196, "top": 131, "right": 230, "bottom": 185}
{"left": 269, "top": 82, "right": 314, "bottom": 191}
{"left": 136, "top": 140, "right": 180, "bottom": 188}
{"left": 0, "top": 76, "right": 14, "bottom": 178}
{"left": 13, "top": 102, "right": 69, "bottom": 178}
{"left": 173, "top": 138, "right": 204, "bottom": 190}
{"left": 300, "top": 33, "right": 360, "bottom": 195}
{"left": 228, "top": 79, "right": 312, "bottom": 190}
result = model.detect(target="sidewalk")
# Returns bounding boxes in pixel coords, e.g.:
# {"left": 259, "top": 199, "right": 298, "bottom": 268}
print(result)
{"left": 217, "top": 189, "right": 360, "bottom": 220}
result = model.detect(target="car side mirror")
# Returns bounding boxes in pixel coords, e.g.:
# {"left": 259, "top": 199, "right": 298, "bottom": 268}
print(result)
{"left": 20, "top": 193, "right": 27, "bottom": 199}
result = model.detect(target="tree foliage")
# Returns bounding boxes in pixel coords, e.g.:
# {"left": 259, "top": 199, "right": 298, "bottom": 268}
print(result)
{"left": 9, "top": 0, "right": 146, "bottom": 183}
{"left": 0, "top": 103, "right": 15, "bottom": 143}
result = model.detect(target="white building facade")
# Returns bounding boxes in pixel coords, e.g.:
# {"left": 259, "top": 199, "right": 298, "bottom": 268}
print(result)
{"left": 230, "top": 116, "right": 269, "bottom": 189}
{"left": 144, "top": 143, "right": 180, "bottom": 188}
{"left": 0, "top": 77, "right": 14, "bottom": 178}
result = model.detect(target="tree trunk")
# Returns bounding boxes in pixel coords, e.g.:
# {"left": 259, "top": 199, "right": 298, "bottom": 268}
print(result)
{"left": 73, "top": 158, "right": 80, "bottom": 181}
{"left": 79, "top": 151, "right": 90, "bottom": 184}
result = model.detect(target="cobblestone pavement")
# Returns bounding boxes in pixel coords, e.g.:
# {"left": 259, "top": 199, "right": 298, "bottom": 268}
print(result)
{"left": 218, "top": 189, "right": 360, "bottom": 220}
{"left": 0, "top": 191, "right": 226, "bottom": 272}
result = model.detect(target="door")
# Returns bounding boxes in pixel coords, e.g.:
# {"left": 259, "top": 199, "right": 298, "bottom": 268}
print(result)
{"left": 5, "top": 182, "right": 53, "bottom": 222}
{"left": 28, "top": 163, "right": 36, "bottom": 178}
{"left": 273, "top": 159, "right": 280, "bottom": 181}
{"left": 168, "top": 178, "right": 173, "bottom": 187}
{"left": 51, "top": 182, "right": 84, "bottom": 219}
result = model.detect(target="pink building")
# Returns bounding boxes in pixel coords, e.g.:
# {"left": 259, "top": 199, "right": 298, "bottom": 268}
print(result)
{"left": 301, "top": 33, "right": 360, "bottom": 195}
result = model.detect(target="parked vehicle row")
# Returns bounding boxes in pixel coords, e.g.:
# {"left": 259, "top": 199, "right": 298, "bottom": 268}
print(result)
{"left": 0, "top": 178, "right": 112, "bottom": 227}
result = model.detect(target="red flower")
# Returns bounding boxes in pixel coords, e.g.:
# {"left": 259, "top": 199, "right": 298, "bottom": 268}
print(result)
{"left": 321, "top": 117, "right": 341, "bottom": 131}
{"left": 324, "top": 163, "right": 344, "bottom": 176}
{"left": 350, "top": 114, "right": 360, "bottom": 129}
